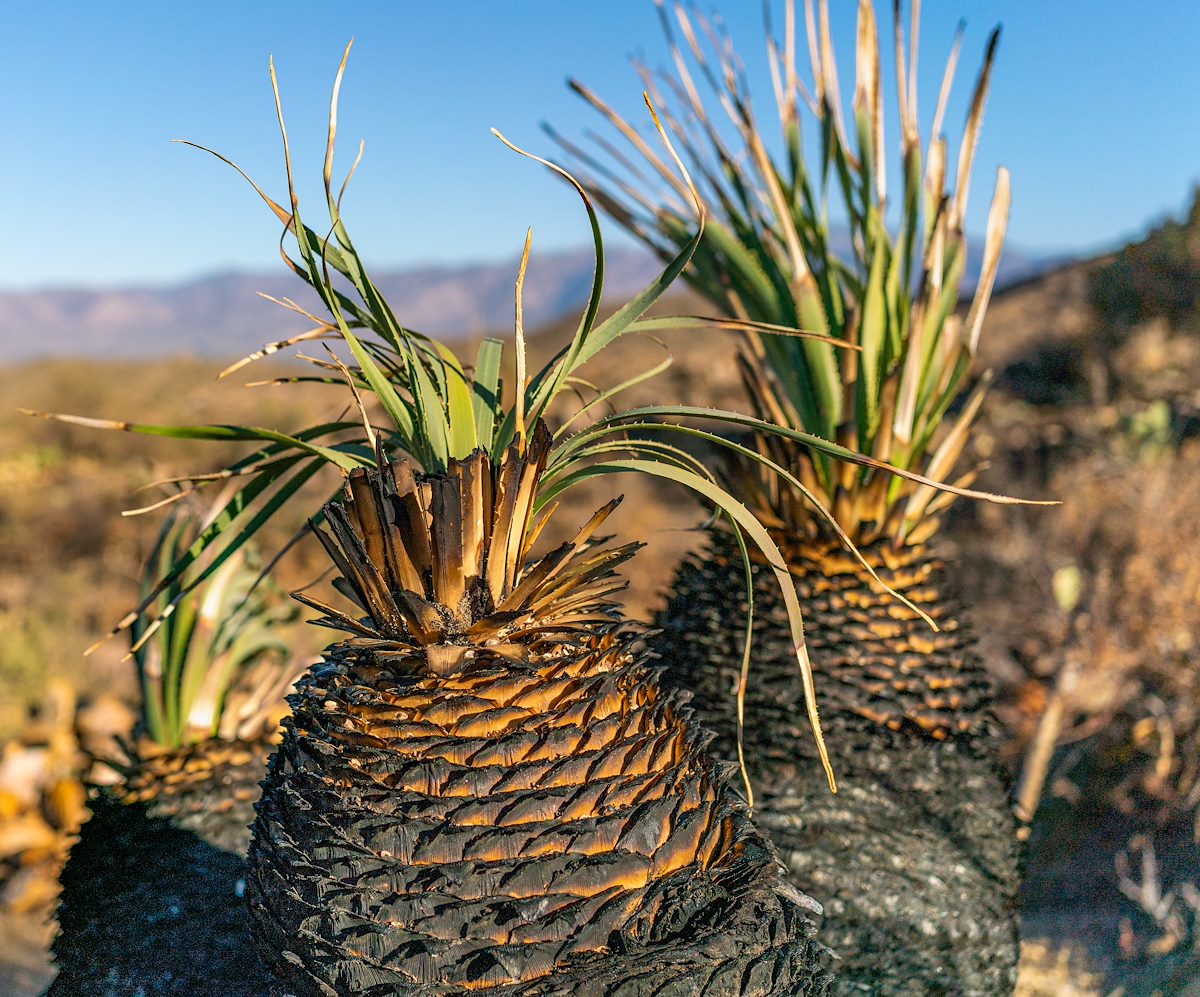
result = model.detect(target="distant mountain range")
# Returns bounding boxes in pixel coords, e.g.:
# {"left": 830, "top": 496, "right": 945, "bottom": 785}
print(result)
{"left": 0, "top": 241, "right": 1059, "bottom": 362}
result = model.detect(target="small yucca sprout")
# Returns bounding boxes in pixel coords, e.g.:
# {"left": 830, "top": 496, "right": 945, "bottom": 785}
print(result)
{"left": 558, "top": 0, "right": 1014, "bottom": 545}
{"left": 131, "top": 502, "right": 301, "bottom": 750}
{"left": 50, "top": 497, "right": 304, "bottom": 996}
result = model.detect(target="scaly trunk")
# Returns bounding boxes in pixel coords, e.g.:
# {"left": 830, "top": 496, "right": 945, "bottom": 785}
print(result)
{"left": 655, "top": 530, "right": 1020, "bottom": 996}
{"left": 248, "top": 427, "right": 832, "bottom": 995}
{"left": 48, "top": 738, "right": 275, "bottom": 996}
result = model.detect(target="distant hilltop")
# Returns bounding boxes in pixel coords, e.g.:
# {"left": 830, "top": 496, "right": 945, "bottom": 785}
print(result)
{"left": 0, "top": 240, "right": 1057, "bottom": 362}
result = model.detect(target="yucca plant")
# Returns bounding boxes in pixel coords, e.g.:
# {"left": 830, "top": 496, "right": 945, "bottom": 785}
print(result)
{"left": 49, "top": 506, "right": 304, "bottom": 997}
{"left": 560, "top": 0, "right": 1037, "bottom": 991}
{"left": 22, "top": 37, "right": 1032, "bottom": 992}
{"left": 219, "top": 57, "right": 861, "bottom": 995}
{"left": 131, "top": 509, "right": 299, "bottom": 754}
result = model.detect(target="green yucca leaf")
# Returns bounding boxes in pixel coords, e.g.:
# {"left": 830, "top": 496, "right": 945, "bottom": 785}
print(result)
{"left": 470, "top": 337, "right": 505, "bottom": 451}
{"left": 403, "top": 344, "right": 452, "bottom": 470}
{"left": 555, "top": 349, "right": 674, "bottom": 436}
{"left": 17, "top": 412, "right": 365, "bottom": 471}
{"left": 560, "top": 0, "right": 1016, "bottom": 543}
{"left": 131, "top": 506, "right": 299, "bottom": 749}
{"left": 857, "top": 234, "right": 888, "bottom": 441}
{"left": 544, "top": 422, "right": 935, "bottom": 628}
{"left": 124, "top": 460, "right": 327, "bottom": 661}
{"left": 325, "top": 303, "right": 420, "bottom": 449}
{"left": 627, "top": 314, "right": 854, "bottom": 346}
{"left": 435, "top": 342, "right": 480, "bottom": 460}
{"left": 729, "top": 516, "right": 757, "bottom": 803}
{"left": 546, "top": 406, "right": 1049, "bottom": 511}
{"left": 537, "top": 454, "right": 836, "bottom": 791}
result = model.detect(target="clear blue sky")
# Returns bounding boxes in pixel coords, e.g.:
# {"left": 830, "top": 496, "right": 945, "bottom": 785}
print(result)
{"left": 4, "top": 2, "right": 1199, "bottom": 290}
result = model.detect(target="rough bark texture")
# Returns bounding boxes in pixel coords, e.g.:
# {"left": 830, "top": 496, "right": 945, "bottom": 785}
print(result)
{"left": 48, "top": 739, "right": 275, "bottom": 996}
{"left": 249, "top": 632, "right": 833, "bottom": 996}
{"left": 654, "top": 531, "right": 1021, "bottom": 996}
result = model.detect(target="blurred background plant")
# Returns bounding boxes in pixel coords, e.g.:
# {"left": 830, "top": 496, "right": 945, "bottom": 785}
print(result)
{"left": 558, "top": 0, "right": 1010, "bottom": 550}
{"left": 944, "top": 184, "right": 1200, "bottom": 992}
{"left": 129, "top": 504, "right": 299, "bottom": 751}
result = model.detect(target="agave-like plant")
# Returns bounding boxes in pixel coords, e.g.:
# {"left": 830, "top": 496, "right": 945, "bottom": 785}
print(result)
{"left": 24, "top": 39, "right": 1028, "bottom": 993}
{"left": 559, "top": 0, "right": 1010, "bottom": 531}
{"left": 559, "top": 0, "right": 1040, "bottom": 991}
{"left": 131, "top": 508, "right": 299, "bottom": 751}
{"left": 49, "top": 507, "right": 304, "bottom": 997}
{"left": 25, "top": 42, "right": 1026, "bottom": 792}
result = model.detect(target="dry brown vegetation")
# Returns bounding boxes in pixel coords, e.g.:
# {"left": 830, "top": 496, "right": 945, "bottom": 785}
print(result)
{"left": 0, "top": 359, "right": 346, "bottom": 739}
{"left": 956, "top": 436, "right": 1200, "bottom": 991}
{"left": 954, "top": 198, "right": 1200, "bottom": 992}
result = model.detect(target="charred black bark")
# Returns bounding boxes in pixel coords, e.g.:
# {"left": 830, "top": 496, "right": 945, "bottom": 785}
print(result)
{"left": 655, "top": 531, "right": 1021, "bottom": 996}
{"left": 249, "top": 638, "right": 834, "bottom": 996}
{"left": 48, "top": 740, "right": 276, "bottom": 996}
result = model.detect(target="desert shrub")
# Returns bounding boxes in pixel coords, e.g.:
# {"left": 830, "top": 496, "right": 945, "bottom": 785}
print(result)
{"left": 1063, "top": 447, "right": 1200, "bottom": 798}
{"left": 1090, "top": 189, "right": 1200, "bottom": 333}
{"left": 978, "top": 442, "right": 1200, "bottom": 980}
{"left": 991, "top": 443, "right": 1200, "bottom": 828}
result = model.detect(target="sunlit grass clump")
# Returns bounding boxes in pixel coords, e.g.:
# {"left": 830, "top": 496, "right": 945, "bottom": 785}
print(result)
{"left": 131, "top": 508, "right": 299, "bottom": 750}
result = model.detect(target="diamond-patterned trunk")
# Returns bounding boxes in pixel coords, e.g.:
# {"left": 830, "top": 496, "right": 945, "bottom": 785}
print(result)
{"left": 49, "top": 738, "right": 274, "bottom": 995}
{"left": 655, "top": 531, "right": 1021, "bottom": 995}
{"left": 247, "top": 431, "right": 832, "bottom": 995}
{"left": 251, "top": 635, "right": 831, "bottom": 995}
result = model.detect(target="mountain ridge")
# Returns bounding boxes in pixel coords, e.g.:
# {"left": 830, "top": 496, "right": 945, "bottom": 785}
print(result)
{"left": 0, "top": 241, "right": 1056, "bottom": 362}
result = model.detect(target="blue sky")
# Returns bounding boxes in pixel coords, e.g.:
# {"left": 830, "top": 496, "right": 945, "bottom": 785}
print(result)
{"left": 5, "top": 2, "right": 1199, "bottom": 290}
